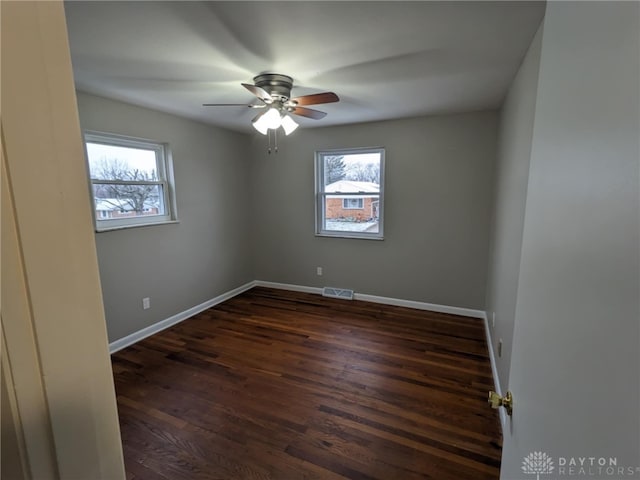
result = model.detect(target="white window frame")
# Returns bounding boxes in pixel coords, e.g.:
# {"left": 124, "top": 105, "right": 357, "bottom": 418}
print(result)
{"left": 84, "top": 131, "right": 177, "bottom": 231}
{"left": 315, "top": 147, "right": 385, "bottom": 240}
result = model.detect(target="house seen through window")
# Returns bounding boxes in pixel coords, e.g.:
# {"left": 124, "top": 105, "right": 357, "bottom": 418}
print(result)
{"left": 84, "top": 131, "right": 176, "bottom": 231}
{"left": 315, "top": 148, "right": 385, "bottom": 239}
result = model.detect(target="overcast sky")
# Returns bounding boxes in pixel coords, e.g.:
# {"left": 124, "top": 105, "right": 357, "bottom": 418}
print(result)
{"left": 86, "top": 142, "right": 157, "bottom": 174}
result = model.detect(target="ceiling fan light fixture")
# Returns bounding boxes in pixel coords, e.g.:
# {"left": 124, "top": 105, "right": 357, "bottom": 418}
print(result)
{"left": 252, "top": 107, "right": 281, "bottom": 134}
{"left": 263, "top": 107, "right": 282, "bottom": 129}
{"left": 252, "top": 116, "right": 270, "bottom": 135}
{"left": 281, "top": 114, "right": 299, "bottom": 135}
{"left": 253, "top": 107, "right": 290, "bottom": 136}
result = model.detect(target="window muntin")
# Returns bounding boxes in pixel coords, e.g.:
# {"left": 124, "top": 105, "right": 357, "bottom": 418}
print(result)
{"left": 315, "top": 148, "right": 384, "bottom": 240}
{"left": 84, "top": 132, "right": 176, "bottom": 231}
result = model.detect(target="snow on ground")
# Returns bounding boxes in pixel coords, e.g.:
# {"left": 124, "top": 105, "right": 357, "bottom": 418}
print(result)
{"left": 325, "top": 221, "right": 378, "bottom": 232}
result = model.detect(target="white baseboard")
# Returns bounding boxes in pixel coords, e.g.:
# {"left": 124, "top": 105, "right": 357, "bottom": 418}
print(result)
{"left": 253, "top": 280, "right": 323, "bottom": 295}
{"left": 483, "top": 312, "right": 506, "bottom": 430}
{"left": 254, "top": 280, "right": 484, "bottom": 319}
{"left": 354, "top": 292, "right": 485, "bottom": 319}
{"left": 108, "top": 281, "right": 256, "bottom": 354}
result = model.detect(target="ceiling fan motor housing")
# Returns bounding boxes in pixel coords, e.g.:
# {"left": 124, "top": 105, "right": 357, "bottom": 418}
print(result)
{"left": 254, "top": 73, "right": 293, "bottom": 102}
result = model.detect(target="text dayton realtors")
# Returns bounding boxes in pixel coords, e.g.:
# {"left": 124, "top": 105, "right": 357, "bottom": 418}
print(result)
{"left": 557, "top": 457, "right": 640, "bottom": 477}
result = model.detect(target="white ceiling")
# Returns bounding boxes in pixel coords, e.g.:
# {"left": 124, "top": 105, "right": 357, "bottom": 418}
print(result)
{"left": 64, "top": 1, "right": 545, "bottom": 133}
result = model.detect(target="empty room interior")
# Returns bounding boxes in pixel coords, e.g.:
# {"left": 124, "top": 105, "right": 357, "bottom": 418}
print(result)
{"left": 2, "top": 1, "right": 639, "bottom": 480}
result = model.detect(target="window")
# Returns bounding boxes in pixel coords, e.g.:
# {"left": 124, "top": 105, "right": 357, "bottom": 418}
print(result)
{"left": 315, "top": 147, "right": 385, "bottom": 240}
{"left": 84, "top": 131, "right": 176, "bottom": 231}
{"left": 343, "top": 198, "right": 364, "bottom": 209}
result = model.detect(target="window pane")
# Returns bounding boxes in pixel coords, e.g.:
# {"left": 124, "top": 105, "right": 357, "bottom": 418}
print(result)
{"left": 86, "top": 142, "right": 159, "bottom": 181}
{"left": 93, "top": 184, "right": 165, "bottom": 220}
{"left": 323, "top": 152, "right": 381, "bottom": 192}
{"left": 324, "top": 194, "right": 379, "bottom": 233}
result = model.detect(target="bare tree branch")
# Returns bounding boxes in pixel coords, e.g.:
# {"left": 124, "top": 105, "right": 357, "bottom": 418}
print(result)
{"left": 92, "top": 158, "right": 160, "bottom": 214}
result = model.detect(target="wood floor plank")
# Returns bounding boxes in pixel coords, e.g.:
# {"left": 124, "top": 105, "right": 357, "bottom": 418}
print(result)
{"left": 113, "top": 287, "right": 502, "bottom": 479}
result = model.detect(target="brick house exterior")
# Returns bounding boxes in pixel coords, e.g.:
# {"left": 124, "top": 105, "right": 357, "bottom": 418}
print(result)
{"left": 326, "top": 197, "right": 378, "bottom": 221}
{"left": 324, "top": 180, "right": 379, "bottom": 222}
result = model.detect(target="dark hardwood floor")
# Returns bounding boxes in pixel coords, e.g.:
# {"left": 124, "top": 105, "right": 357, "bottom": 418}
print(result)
{"left": 112, "top": 287, "right": 502, "bottom": 480}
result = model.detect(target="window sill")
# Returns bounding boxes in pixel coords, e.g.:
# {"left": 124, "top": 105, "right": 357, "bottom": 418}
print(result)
{"left": 315, "top": 232, "right": 384, "bottom": 241}
{"left": 95, "top": 219, "right": 180, "bottom": 233}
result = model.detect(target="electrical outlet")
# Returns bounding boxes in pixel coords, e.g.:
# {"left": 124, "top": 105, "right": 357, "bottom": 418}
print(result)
{"left": 492, "top": 312, "right": 496, "bottom": 328}
{"left": 498, "top": 338, "right": 503, "bottom": 357}
{"left": 143, "top": 297, "right": 150, "bottom": 310}
{"left": 317, "top": 267, "right": 323, "bottom": 276}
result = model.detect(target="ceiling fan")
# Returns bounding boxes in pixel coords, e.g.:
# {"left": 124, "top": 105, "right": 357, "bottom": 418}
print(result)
{"left": 203, "top": 73, "right": 339, "bottom": 136}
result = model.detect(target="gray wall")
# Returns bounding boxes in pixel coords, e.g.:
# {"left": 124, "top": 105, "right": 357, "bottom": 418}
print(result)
{"left": 250, "top": 112, "right": 497, "bottom": 310}
{"left": 485, "top": 26, "right": 542, "bottom": 391}
{"left": 500, "top": 2, "right": 639, "bottom": 475}
{"left": 76, "top": 93, "right": 253, "bottom": 342}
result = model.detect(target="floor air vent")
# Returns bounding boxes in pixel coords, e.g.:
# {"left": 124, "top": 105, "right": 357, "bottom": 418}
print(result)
{"left": 322, "top": 287, "right": 354, "bottom": 300}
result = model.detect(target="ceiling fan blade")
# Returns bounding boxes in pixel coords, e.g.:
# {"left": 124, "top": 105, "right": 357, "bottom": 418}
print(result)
{"left": 202, "top": 103, "right": 265, "bottom": 108}
{"left": 242, "top": 83, "right": 272, "bottom": 102}
{"left": 290, "top": 92, "right": 339, "bottom": 106}
{"left": 290, "top": 106, "right": 327, "bottom": 120}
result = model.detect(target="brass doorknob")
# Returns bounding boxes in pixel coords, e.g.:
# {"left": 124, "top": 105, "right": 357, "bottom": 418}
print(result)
{"left": 488, "top": 390, "right": 513, "bottom": 416}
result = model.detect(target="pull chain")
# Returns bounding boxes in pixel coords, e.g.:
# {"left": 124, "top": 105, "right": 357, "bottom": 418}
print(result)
{"left": 266, "top": 129, "right": 280, "bottom": 154}
{"left": 274, "top": 128, "right": 278, "bottom": 154}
